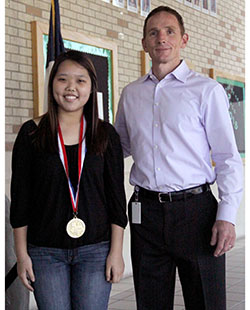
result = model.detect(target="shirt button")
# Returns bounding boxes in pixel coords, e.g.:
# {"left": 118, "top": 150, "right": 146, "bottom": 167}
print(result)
{"left": 155, "top": 102, "right": 159, "bottom": 106}
{"left": 155, "top": 123, "right": 159, "bottom": 127}
{"left": 154, "top": 145, "right": 158, "bottom": 149}
{"left": 157, "top": 167, "right": 161, "bottom": 171}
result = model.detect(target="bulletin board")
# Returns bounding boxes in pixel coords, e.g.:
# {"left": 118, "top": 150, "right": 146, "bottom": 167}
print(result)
{"left": 31, "top": 21, "right": 118, "bottom": 123}
{"left": 209, "top": 69, "right": 245, "bottom": 158}
{"left": 141, "top": 50, "right": 151, "bottom": 76}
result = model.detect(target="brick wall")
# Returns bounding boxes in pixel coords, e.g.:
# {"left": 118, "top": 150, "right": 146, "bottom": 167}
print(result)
{"left": 5, "top": 0, "right": 245, "bottom": 192}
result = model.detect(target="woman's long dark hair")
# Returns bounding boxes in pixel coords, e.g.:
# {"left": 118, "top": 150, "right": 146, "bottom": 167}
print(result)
{"left": 34, "top": 50, "right": 108, "bottom": 154}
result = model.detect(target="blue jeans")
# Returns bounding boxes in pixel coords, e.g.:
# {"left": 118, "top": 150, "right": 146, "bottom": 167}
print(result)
{"left": 28, "top": 241, "right": 112, "bottom": 310}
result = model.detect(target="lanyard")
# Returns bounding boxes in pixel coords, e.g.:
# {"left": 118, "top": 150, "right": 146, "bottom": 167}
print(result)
{"left": 58, "top": 115, "right": 86, "bottom": 215}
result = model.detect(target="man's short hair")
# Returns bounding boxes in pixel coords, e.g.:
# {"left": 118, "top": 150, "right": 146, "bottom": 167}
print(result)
{"left": 143, "top": 6, "right": 185, "bottom": 38}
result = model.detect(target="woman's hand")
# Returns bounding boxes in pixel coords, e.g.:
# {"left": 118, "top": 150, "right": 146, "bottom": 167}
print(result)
{"left": 17, "top": 254, "right": 35, "bottom": 291}
{"left": 106, "top": 224, "right": 125, "bottom": 283}
{"left": 106, "top": 252, "right": 124, "bottom": 283}
{"left": 14, "top": 226, "right": 35, "bottom": 292}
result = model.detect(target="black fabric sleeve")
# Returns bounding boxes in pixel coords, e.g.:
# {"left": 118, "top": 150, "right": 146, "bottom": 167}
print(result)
{"left": 103, "top": 124, "right": 128, "bottom": 229}
{"left": 10, "top": 121, "right": 35, "bottom": 228}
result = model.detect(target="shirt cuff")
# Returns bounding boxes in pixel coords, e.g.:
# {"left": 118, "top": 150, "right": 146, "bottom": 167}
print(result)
{"left": 216, "top": 201, "right": 238, "bottom": 225}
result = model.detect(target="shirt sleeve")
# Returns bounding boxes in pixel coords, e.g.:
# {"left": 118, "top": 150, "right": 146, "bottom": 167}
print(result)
{"left": 103, "top": 124, "right": 128, "bottom": 228}
{"left": 10, "top": 122, "right": 34, "bottom": 228}
{"left": 114, "top": 89, "right": 131, "bottom": 158}
{"left": 202, "top": 83, "right": 243, "bottom": 224}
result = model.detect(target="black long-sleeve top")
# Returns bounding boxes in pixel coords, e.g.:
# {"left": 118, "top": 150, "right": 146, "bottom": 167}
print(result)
{"left": 10, "top": 120, "right": 127, "bottom": 249}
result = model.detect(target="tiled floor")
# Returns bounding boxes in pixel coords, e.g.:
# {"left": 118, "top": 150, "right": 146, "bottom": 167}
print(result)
{"left": 109, "top": 237, "right": 245, "bottom": 310}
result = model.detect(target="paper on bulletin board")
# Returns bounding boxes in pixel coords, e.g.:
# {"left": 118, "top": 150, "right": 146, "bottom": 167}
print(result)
{"left": 97, "top": 92, "right": 104, "bottom": 120}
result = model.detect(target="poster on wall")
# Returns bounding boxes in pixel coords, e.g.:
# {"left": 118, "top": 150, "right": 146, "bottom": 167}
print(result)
{"left": 184, "top": 0, "right": 193, "bottom": 7}
{"left": 127, "top": 0, "right": 138, "bottom": 13}
{"left": 202, "top": 0, "right": 209, "bottom": 13}
{"left": 209, "top": 69, "right": 245, "bottom": 158}
{"left": 210, "top": 0, "right": 217, "bottom": 16}
{"left": 113, "top": 0, "right": 124, "bottom": 8}
{"left": 31, "top": 21, "right": 119, "bottom": 123}
{"left": 140, "top": 0, "right": 150, "bottom": 17}
{"left": 193, "top": 0, "right": 201, "bottom": 10}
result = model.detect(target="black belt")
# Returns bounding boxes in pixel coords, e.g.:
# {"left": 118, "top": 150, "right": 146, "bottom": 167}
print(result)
{"left": 138, "top": 184, "right": 210, "bottom": 203}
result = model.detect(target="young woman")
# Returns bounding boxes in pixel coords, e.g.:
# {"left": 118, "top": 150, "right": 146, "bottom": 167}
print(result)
{"left": 10, "top": 50, "right": 127, "bottom": 310}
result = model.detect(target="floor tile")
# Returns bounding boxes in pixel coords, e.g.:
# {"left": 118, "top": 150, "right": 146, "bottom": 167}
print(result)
{"left": 227, "top": 292, "right": 245, "bottom": 302}
{"left": 230, "top": 302, "right": 245, "bottom": 310}
{"left": 108, "top": 300, "right": 137, "bottom": 310}
{"left": 110, "top": 290, "right": 135, "bottom": 301}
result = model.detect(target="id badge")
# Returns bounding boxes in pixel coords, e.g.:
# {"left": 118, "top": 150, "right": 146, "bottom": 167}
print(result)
{"left": 132, "top": 202, "right": 141, "bottom": 224}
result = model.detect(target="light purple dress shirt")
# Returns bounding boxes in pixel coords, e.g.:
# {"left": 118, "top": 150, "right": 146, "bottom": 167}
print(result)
{"left": 115, "top": 60, "right": 243, "bottom": 225}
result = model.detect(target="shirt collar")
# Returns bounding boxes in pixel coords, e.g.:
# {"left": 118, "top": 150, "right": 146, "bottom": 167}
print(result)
{"left": 171, "top": 60, "right": 190, "bottom": 83}
{"left": 142, "top": 60, "right": 190, "bottom": 84}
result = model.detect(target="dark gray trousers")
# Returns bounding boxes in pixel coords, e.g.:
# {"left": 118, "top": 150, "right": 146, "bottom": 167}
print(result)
{"left": 129, "top": 189, "right": 226, "bottom": 310}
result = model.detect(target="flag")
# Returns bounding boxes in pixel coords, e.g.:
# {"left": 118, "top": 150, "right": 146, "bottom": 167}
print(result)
{"left": 44, "top": 0, "right": 65, "bottom": 113}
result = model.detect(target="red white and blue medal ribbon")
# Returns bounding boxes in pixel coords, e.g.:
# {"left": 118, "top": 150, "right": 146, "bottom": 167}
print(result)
{"left": 58, "top": 115, "right": 86, "bottom": 238}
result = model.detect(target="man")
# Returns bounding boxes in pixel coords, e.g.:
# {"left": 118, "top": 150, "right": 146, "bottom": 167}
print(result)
{"left": 115, "top": 6, "right": 243, "bottom": 310}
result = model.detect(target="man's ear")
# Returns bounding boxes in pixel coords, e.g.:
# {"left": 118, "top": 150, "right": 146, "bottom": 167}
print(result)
{"left": 142, "top": 38, "right": 148, "bottom": 52}
{"left": 181, "top": 33, "right": 189, "bottom": 49}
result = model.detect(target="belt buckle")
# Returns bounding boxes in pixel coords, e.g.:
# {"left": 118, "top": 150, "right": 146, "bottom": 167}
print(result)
{"left": 158, "top": 192, "right": 172, "bottom": 203}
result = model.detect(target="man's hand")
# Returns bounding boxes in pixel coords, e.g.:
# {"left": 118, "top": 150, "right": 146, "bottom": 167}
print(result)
{"left": 210, "top": 220, "right": 236, "bottom": 257}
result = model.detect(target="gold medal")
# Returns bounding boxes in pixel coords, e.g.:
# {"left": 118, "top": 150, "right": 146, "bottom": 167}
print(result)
{"left": 66, "top": 217, "right": 86, "bottom": 238}
{"left": 59, "top": 116, "right": 87, "bottom": 239}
